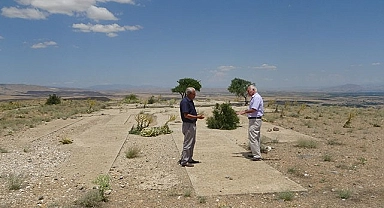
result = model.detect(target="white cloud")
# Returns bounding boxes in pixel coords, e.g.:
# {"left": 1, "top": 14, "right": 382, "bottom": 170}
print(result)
{"left": 1, "top": 7, "right": 48, "bottom": 19}
{"left": 0, "top": 35, "right": 4, "bottom": 39}
{"left": 99, "top": 0, "right": 136, "bottom": 4}
{"left": 72, "top": 23, "right": 143, "bottom": 37}
{"left": 16, "top": 0, "right": 93, "bottom": 15}
{"left": 87, "top": 5, "right": 118, "bottom": 21}
{"left": 31, "top": 41, "right": 57, "bottom": 49}
{"left": 250, "top": 64, "right": 277, "bottom": 70}
{"left": 2, "top": 0, "right": 137, "bottom": 21}
{"left": 372, "top": 62, "right": 381, "bottom": 66}
{"left": 210, "top": 65, "right": 237, "bottom": 80}
{"left": 217, "top": 65, "right": 236, "bottom": 72}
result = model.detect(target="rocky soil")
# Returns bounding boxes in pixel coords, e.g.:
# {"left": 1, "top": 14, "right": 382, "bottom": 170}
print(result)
{"left": 0, "top": 97, "right": 383, "bottom": 208}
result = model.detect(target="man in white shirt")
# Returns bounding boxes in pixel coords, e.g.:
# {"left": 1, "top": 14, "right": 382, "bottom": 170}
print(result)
{"left": 238, "top": 85, "right": 264, "bottom": 161}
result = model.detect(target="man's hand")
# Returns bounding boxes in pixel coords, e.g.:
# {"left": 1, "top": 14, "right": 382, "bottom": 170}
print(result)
{"left": 237, "top": 110, "right": 246, "bottom": 115}
{"left": 197, "top": 114, "right": 205, "bottom": 119}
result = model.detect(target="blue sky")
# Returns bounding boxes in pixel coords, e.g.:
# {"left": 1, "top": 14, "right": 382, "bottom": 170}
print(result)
{"left": 0, "top": 0, "right": 383, "bottom": 90}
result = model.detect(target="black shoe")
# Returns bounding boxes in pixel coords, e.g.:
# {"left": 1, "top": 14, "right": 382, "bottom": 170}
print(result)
{"left": 247, "top": 154, "right": 254, "bottom": 158}
{"left": 189, "top": 159, "right": 200, "bottom": 164}
{"left": 251, "top": 157, "right": 262, "bottom": 161}
{"left": 181, "top": 162, "right": 194, "bottom": 167}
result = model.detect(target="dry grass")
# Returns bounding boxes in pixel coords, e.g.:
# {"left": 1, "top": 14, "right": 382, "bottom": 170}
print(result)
{"left": 0, "top": 92, "right": 383, "bottom": 207}
{"left": 0, "top": 99, "right": 108, "bottom": 137}
{"left": 262, "top": 99, "right": 383, "bottom": 206}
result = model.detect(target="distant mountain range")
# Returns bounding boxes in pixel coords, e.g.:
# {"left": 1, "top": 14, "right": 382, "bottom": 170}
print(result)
{"left": 1, "top": 83, "right": 383, "bottom": 100}
{"left": 318, "top": 84, "right": 384, "bottom": 93}
{"left": 87, "top": 84, "right": 158, "bottom": 91}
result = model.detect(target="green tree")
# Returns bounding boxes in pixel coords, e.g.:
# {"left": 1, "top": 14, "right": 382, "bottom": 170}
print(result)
{"left": 206, "top": 103, "right": 239, "bottom": 130}
{"left": 45, "top": 94, "right": 61, "bottom": 105}
{"left": 171, "top": 78, "right": 202, "bottom": 98}
{"left": 228, "top": 78, "right": 253, "bottom": 105}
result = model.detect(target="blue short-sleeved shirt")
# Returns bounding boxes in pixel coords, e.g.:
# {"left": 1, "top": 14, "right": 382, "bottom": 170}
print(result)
{"left": 180, "top": 96, "right": 197, "bottom": 123}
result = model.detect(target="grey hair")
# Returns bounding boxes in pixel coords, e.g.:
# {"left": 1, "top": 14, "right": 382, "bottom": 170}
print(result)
{"left": 186, "top": 87, "right": 195, "bottom": 95}
{"left": 248, "top": 85, "right": 257, "bottom": 92}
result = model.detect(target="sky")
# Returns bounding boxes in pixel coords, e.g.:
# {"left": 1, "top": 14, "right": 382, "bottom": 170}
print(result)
{"left": 0, "top": 0, "right": 383, "bottom": 90}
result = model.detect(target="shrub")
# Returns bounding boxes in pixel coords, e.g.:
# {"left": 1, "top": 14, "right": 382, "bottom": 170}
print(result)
{"left": 124, "top": 94, "right": 139, "bottom": 103}
{"left": 206, "top": 103, "right": 239, "bottom": 130}
{"left": 337, "top": 189, "right": 352, "bottom": 199}
{"left": 125, "top": 146, "right": 141, "bottom": 158}
{"left": 129, "top": 114, "right": 174, "bottom": 137}
{"left": 343, "top": 111, "right": 355, "bottom": 128}
{"left": 45, "top": 94, "right": 61, "bottom": 105}
{"left": 59, "top": 138, "right": 73, "bottom": 144}
{"left": 75, "top": 189, "right": 104, "bottom": 207}
{"left": 94, "top": 174, "right": 111, "bottom": 197}
{"left": 323, "top": 154, "right": 333, "bottom": 162}
{"left": 0, "top": 147, "right": 9, "bottom": 153}
{"left": 198, "top": 196, "right": 207, "bottom": 203}
{"left": 76, "top": 174, "right": 111, "bottom": 207}
{"left": 294, "top": 139, "right": 317, "bottom": 149}
{"left": 147, "top": 95, "right": 156, "bottom": 104}
{"left": 327, "top": 139, "right": 343, "bottom": 145}
{"left": 8, "top": 173, "right": 24, "bottom": 190}
{"left": 129, "top": 113, "right": 154, "bottom": 134}
{"left": 183, "top": 189, "right": 192, "bottom": 197}
{"left": 278, "top": 191, "right": 294, "bottom": 201}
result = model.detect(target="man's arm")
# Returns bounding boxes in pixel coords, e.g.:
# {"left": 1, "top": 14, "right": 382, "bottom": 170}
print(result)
{"left": 184, "top": 113, "right": 204, "bottom": 119}
{"left": 237, "top": 108, "right": 256, "bottom": 115}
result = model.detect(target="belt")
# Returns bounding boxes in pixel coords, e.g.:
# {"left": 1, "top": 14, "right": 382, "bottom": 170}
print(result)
{"left": 248, "top": 117, "right": 262, "bottom": 119}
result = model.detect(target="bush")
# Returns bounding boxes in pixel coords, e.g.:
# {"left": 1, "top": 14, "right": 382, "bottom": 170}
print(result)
{"left": 125, "top": 146, "right": 141, "bottom": 158}
{"left": 206, "top": 103, "right": 239, "bottom": 130}
{"left": 278, "top": 191, "right": 294, "bottom": 201}
{"left": 75, "top": 189, "right": 104, "bottom": 207}
{"left": 45, "top": 94, "right": 61, "bottom": 105}
{"left": 8, "top": 173, "right": 24, "bottom": 190}
{"left": 123, "top": 94, "right": 139, "bottom": 104}
{"left": 148, "top": 95, "right": 156, "bottom": 104}
{"left": 294, "top": 139, "right": 317, "bottom": 149}
{"left": 75, "top": 175, "right": 111, "bottom": 207}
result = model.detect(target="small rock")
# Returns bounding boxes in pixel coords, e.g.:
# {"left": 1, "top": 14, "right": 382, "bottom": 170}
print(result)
{"left": 104, "top": 190, "right": 112, "bottom": 195}
{"left": 273, "top": 127, "right": 279, "bottom": 131}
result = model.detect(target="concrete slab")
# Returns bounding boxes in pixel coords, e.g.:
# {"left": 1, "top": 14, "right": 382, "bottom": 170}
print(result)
{"left": 169, "top": 116, "right": 307, "bottom": 196}
{"left": 59, "top": 108, "right": 140, "bottom": 186}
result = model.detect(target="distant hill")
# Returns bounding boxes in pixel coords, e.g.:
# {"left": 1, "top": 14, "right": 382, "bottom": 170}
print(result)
{"left": 87, "top": 84, "right": 151, "bottom": 91}
{"left": 1, "top": 83, "right": 383, "bottom": 101}
{"left": 87, "top": 84, "right": 173, "bottom": 93}
{"left": 0, "top": 84, "right": 109, "bottom": 101}
{"left": 319, "top": 84, "right": 384, "bottom": 93}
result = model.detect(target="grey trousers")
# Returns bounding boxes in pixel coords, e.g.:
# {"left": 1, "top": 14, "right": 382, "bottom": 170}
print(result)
{"left": 180, "top": 122, "right": 196, "bottom": 164}
{"left": 248, "top": 118, "right": 262, "bottom": 159}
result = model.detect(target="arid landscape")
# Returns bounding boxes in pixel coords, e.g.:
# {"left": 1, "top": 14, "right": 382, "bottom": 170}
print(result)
{"left": 0, "top": 85, "right": 383, "bottom": 208}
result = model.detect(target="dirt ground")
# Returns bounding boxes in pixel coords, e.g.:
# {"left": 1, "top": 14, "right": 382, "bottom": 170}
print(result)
{"left": 0, "top": 93, "right": 383, "bottom": 208}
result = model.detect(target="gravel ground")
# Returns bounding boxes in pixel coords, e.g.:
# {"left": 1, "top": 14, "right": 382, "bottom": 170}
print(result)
{"left": 0, "top": 100, "right": 383, "bottom": 208}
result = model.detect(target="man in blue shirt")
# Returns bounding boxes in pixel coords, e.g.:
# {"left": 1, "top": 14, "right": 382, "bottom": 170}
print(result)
{"left": 179, "top": 87, "right": 205, "bottom": 167}
{"left": 238, "top": 85, "right": 264, "bottom": 161}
